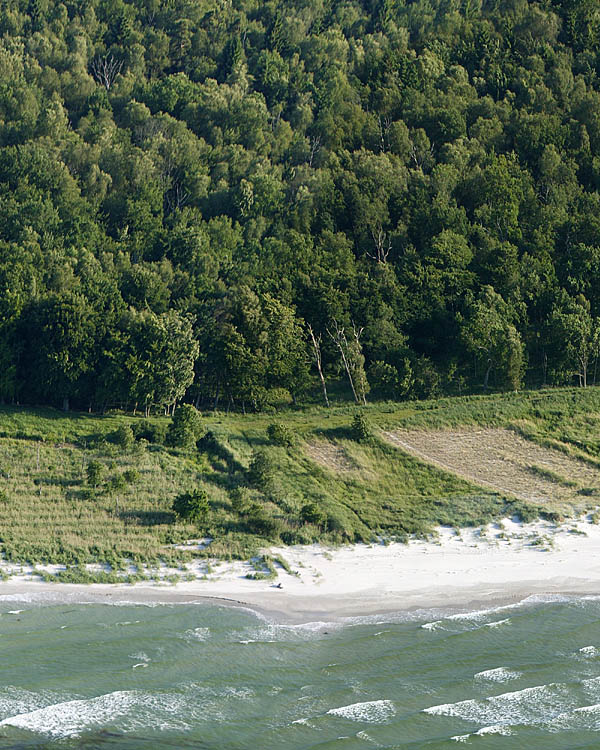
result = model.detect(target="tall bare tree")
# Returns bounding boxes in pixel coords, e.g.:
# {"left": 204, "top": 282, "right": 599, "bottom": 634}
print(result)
{"left": 91, "top": 55, "right": 123, "bottom": 91}
{"left": 307, "top": 324, "right": 329, "bottom": 407}
{"left": 326, "top": 319, "right": 368, "bottom": 405}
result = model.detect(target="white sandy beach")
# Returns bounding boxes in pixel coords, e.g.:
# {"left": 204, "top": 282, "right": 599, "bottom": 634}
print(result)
{"left": 1, "top": 516, "right": 600, "bottom": 622}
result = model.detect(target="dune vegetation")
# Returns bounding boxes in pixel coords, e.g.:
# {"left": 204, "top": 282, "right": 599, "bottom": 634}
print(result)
{"left": 1, "top": 386, "right": 600, "bottom": 580}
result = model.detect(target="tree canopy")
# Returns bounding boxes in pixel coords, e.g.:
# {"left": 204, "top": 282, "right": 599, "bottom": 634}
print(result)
{"left": 3, "top": 0, "right": 600, "bottom": 409}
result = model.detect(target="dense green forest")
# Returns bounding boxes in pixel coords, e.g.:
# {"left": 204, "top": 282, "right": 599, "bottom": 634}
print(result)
{"left": 2, "top": 0, "right": 600, "bottom": 412}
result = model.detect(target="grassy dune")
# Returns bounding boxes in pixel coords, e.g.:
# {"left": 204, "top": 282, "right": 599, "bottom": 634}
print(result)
{"left": 1, "top": 387, "right": 600, "bottom": 574}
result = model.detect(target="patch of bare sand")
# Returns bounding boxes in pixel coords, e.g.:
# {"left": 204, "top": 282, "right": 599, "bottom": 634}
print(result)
{"left": 304, "top": 440, "right": 355, "bottom": 473}
{"left": 382, "top": 427, "right": 600, "bottom": 504}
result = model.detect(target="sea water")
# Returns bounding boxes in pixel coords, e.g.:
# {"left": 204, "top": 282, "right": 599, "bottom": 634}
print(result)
{"left": 2, "top": 594, "right": 600, "bottom": 747}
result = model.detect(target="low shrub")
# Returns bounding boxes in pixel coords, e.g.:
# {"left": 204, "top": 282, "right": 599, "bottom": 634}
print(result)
{"left": 300, "top": 502, "right": 326, "bottom": 526}
{"left": 108, "top": 425, "right": 135, "bottom": 450}
{"left": 247, "top": 449, "right": 275, "bottom": 489}
{"left": 107, "top": 474, "right": 127, "bottom": 493}
{"left": 123, "top": 468, "right": 141, "bottom": 484}
{"left": 267, "top": 422, "right": 295, "bottom": 447}
{"left": 351, "top": 413, "right": 372, "bottom": 442}
{"left": 132, "top": 420, "right": 167, "bottom": 445}
{"left": 166, "top": 405, "right": 206, "bottom": 449}
{"left": 172, "top": 489, "right": 210, "bottom": 525}
{"left": 86, "top": 460, "right": 105, "bottom": 487}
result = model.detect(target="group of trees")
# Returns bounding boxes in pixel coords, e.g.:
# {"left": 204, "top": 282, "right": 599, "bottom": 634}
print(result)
{"left": 3, "top": 0, "right": 600, "bottom": 410}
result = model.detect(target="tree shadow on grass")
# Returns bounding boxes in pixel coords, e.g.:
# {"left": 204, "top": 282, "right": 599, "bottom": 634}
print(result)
{"left": 315, "top": 425, "right": 354, "bottom": 441}
{"left": 199, "top": 432, "right": 246, "bottom": 472}
{"left": 201, "top": 470, "right": 245, "bottom": 493}
{"left": 35, "top": 476, "right": 81, "bottom": 488}
{"left": 119, "top": 509, "right": 175, "bottom": 526}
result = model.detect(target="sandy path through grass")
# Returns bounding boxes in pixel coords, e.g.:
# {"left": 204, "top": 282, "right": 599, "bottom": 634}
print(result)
{"left": 383, "top": 427, "right": 600, "bottom": 505}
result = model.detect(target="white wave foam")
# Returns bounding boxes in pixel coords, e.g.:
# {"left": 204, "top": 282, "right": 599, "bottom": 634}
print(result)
{"left": 581, "top": 675, "right": 600, "bottom": 702}
{"left": 7, "top": 609, "right": 24, "bottom": 615}
{"left": 474, "top": 667, "right": 521, "bottom": 683}
{"left": 441, "top": 593, "right": 575, "bottom": 626}
{"left": 484, "top": 618, "right": 511, "bottom": 628}
{"left": 327, "top": 700, "right": 395, "bottom": 723}
{"left": 579, "top": 646, "right": 599, "bottom": 657}
{"left": 424, "top": 683, "right": 574, "bottom": 726}
{"left": 421, "top": 620, "right": 443, "bottom": 631}
{"left": 129, "top": 651, "right": 149, "bottom": 662}
{"left": 0, "top": 687, "right": 71, "bottom": 721}
{"left": 0, "top": 691, "right": 139, "bottom": 737}
{"left": 356, "top": 730, "right": 382, "bottom": 745}
{"left": 451, "top": 734, "right": 470, "bottom": 742}
{"left": 0, "top": 689, "right": 200, "bottom": 737}
{"left": 183, "top": 627, "right": 210, "bottom": 641}
{"left": 545, "top": 702, "right": 600, "bottom": 732}
{"left": 475, "top": 724, "right": 512, "bottom": 736}
{"left": 445, "top": 605, "right": 513, "bottom": 622}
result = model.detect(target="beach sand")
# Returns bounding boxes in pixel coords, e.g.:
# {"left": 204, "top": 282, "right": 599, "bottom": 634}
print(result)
{"left": 1, "top": 516, "right": 600, "bottom": 622}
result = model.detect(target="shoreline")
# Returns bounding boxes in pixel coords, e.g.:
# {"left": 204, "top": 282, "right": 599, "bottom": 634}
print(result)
{"left": 0, "top": 581, "right": 596, "bottom": 625}
{"left": 2, "top": 516, "right": 600, "bottom": 623}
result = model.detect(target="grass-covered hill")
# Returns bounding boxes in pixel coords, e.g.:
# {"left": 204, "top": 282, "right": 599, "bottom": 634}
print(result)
{"left": 2, "top": 387, "right": 600, "bottom": 580}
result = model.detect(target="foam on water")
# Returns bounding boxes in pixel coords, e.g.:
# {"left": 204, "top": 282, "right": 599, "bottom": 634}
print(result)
{"left": 581, "top": 675, "right": 600, "bottom": 700}
{"left": 0, "top": 688, "right": 233, "bottom": 738}
{"left": 182, "top": 626, "right": 210, "bottom": 641}
{"left": 445, "top": 604, "right": 514, "bottom": 622}
{"left": 441, "top": 594, "right": 575, "bottom": 625}
{"left": 0, "top": 687, "right": 72, "bottom": 721}
{"left": 579, "top": 646, "right": 599, "bottom": 657}
{"left": 424, "top": 683, "right": 575, "bottom": 727}
{"left": 326, "top": 700, "right": 395, "bottom": 723}
{"left": 452, "top": 724, "right": 513, "bottom": 741}
{"left": 421, "top": 620, "right": 444, "bottom": 631}
{"left": 475, "top": 724, "right": 513, "bottom": 736}
{"left": 356, "top": 729, "right": 382, "bottom": 745}
{"left": 0, "top": 690, "right": 142, "bottom": 737}
{"left": 474, "top": 667, "right": 522, "bottom": 683}
{"left": 545, "top": 703, "right": 600, "bottom": 732}
{"left": 129, "top": 651, "right": 150, "bottom": 662}
{"left": 484, "top": 618, "right": 511, "bottom": 628}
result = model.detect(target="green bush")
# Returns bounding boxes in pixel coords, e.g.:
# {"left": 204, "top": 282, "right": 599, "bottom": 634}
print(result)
{"left": 230, "top": 486, "right": 252, "bottom": 511}
{"left": 266, "top": 422, "right": 295, "bottom": 447}
{"left": 131, "top": 420, "right": 167, "bottom": 444}
{"left": 245, "top": 509, "right": 284, "bottom": 539}
{"left": 247, "top": 449, "right": 275, "bottom": 489}
{"left": 166, "top": 404, "right": 206, "bottom": 449}
{"left": 108, "top": 425, "right": 135, "bottom": 450}
{"left": 351, "top": 413, "right": 372, "bottom": 442}
{"left": 123, "top": 468, "right": 141, "bottom": 484}
{"left": 367, "top": 360, "right": 399, "bottom": 395}
{"left": 172, "top": 489, "right": 210, "bottom": 526}
{"left": 107, "top": 474, "right": 127, "bottom": 493}
{"left": 300, "top": 502, "right": 326, "bottom": 526}
{"left": 86, "top": 460, "right": 105, "bottom": 487}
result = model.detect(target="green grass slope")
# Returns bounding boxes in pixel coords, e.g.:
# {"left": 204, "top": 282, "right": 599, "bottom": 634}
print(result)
{"left": 1, "top": 387, "right": 600, "bottom": 574}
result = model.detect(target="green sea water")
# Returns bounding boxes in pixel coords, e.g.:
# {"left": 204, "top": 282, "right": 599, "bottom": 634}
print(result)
{"left": 2, "top": 593, "right": 600, "bottom": 748}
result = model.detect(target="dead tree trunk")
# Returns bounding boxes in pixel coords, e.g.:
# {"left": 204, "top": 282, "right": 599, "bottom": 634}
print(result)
{"left": 90, "top": 55, "right": 123, "bottom": 91}
{"left": 327, "top": 319, "right": 360, "bottom": 404}
{"left": 307, "top": 324, "right": 329, "bottom": 407}
{"left": 351, "top": 322, "right": 368, "bottom": 405}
